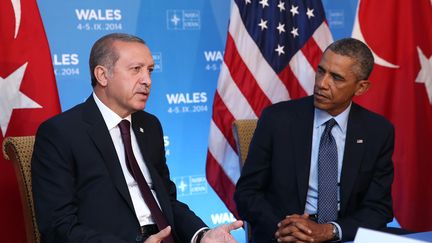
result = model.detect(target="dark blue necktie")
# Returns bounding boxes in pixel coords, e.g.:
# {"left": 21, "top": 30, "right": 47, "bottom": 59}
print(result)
{"left": 317, "top": 118, "right": 338, "bottom": 223}
{"left": 118, "top": 120, "right": 175, "bottom": 243}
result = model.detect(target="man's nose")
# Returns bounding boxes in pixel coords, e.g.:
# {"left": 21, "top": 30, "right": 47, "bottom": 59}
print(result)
{"left": 316, "top": 74, "right": 330, "bottom": 88}
{"left": 140, "top": 71, "right": 152, "bottom": 86}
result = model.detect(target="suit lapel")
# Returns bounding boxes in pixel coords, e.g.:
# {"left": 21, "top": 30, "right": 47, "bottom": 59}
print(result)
{"left": 131, "top": 114, "right": 175, "bottom": 226}
{"left": 293, "top": 97, "right": 315, "bottom": 209}
{"left": 131, "top": 116, "right": 150, "bottom": 163}
{"left": 83, "top": 96, "right": 135, "bottom": 212}
{"left": 339, "top": 104, "right": 365, "bottom": 215}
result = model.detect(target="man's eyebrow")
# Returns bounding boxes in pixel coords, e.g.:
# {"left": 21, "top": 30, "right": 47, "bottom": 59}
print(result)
{"left": 330, "top": 71, "right": 345, "bottom": 80}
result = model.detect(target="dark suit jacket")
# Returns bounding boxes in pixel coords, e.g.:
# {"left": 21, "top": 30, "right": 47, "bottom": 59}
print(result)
{"left": 234, "top": 96, "right": 394, "bottom": 242}
{"left": 32, "top": 96, "right": 206, "bottom": 243}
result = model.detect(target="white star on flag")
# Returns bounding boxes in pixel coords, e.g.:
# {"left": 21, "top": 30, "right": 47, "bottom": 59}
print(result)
{"left": 290, "top": 5, "right": 299, "bottom": 16}
{"left": 306, "top": 8, "right": 315, "bottom": 19}
{"left": 277, "top": 22, "right": 286, "bottom": 34}
{"left": 415, "top": 46, "right": 432, "bottom": 104}
{"left": 278, "top": 1, "right": 286, "bottom": 12}
{"left": 259, "top": 0, "right": 269, "bottom": 8}
{"left": 275, "top": 44, "right": 285, "bottom": 56}
{"left": 258, "top": 18, "right": 268, "bottom": 30}
{"left": 291, "top": 27, "right": 299, "bottom": 38}
{"left": 0, "top": 62, "right": 42, "bottom": 136}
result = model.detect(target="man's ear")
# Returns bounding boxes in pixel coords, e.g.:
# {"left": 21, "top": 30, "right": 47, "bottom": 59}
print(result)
{"left": 94, "top": 65, "right": 109, "bottom": 87}
{"left": 354, "top": 79, "right": 370, "bottom": 96}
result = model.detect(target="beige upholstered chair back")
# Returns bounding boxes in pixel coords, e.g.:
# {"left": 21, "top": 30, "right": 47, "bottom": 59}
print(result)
{"left": 232, "top": 119, "right": 258, "bottom": 242}
{"left": 2, "top": 136, "right": 40, "bottom": 243}
{"left": 232, "top": 119, "right": 258, "bottom": 167}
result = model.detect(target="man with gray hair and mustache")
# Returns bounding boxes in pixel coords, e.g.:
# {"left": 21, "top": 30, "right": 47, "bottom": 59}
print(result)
{"left": 32, "top": 33, "right": 242, "bottom": 243}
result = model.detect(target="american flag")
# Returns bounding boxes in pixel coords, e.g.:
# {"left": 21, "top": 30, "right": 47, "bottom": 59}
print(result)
{"left": 206, "top": 0, "right": 333, "bottom": 216}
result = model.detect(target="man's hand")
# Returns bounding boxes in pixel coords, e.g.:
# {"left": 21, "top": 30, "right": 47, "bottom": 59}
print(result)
{"left": 201, "top": 220, "right": 243, "bottom": 243}
{"left": 144, "top": 226, "right": 171, "bottom": 243}
{"left": 275, "top": 214, "right": 333, "bottom": 243}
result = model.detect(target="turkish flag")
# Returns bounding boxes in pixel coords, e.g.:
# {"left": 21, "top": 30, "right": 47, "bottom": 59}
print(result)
{"left": 352, "top": 0, "right": 432, "bottom": 231}
{"left": 0, "top": 0, "right": 60, "bottom": 242}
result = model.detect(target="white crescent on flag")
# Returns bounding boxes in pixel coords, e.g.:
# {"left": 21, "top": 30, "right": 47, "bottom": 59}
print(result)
{"left": 11, "top": 0, "right": 21, "bottom": 38}
{"left": 352, "top": 0, "right": 399, "bottom": 69}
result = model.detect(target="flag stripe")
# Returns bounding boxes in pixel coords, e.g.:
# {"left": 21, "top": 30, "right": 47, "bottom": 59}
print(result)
{"left": 217, "top": 63, "right": 257, "bottom": 120}
{"left": 205, "top": 152, "right": 238, "bottom": 217}
{"left": 278, "top": 65, "right": 308, "bottom": 99}
{"left": 229, "top": 3, "right": 290, "bottom": 104}
{"left": 207, "top": 119, "right": 240, "bottom": 184}
{"left": 313, "top": 22, "right": 333, "bottom": 51}
{"left": 224, "top": 33, "right": 272, "bottom": 116}
{"left": 301, "top": 38, "right": 324, "bottom": 75}
{"left": 289, "top": 50, "right": 316, "bottom": 95}
{"left": 211, "top": 92, "right": 238, "bottom": 151}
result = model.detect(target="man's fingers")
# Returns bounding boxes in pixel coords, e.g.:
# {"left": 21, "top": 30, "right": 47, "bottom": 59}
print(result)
{"left": 145, "top": 226, "right": 171, "bottom": 242}
{"left": 278, "top": 218, "right": 294, "bottom": 228}
{"left": 282, "top": 218, "right": 312, "bottom": 235}
{"left": 275, "top": 214, "right": 315, "bottom": 242}
{"left": 275, "top": 235, "right": 298, "bottom": 242}
{"left": 293, "top": 222, "right": 312, "bottom": 235}
{"left": 201, "top": 222, "right": 242, "bottom": 243}
{"left": 279, "top": 214, "right": 307, "bottom": 227}
{"left": 224, "top": 220, "right": 243, "bottom": 232}
{"left": 276, "top": 225, "right": 299, "bottom": 238}
{"left": 157, "top": 226, "right": 172, "bottom": 238}
{"left": 276, "top": 230, "right": 314, "bottom": 243}
{"left": 290, "top": 230, "right": 314, "bottom": 242}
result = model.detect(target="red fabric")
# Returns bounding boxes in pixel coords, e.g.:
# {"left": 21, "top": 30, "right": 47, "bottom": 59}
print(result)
{"left": 353, "top": 0, "right": 432, "bottom": 231}
{"left": 0, "top": 0, "right": 61, "bottom": 242}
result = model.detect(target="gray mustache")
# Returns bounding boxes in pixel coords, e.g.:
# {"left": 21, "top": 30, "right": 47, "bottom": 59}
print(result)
{"left": 137, "top": 84, "right": 151, "bottom": 93}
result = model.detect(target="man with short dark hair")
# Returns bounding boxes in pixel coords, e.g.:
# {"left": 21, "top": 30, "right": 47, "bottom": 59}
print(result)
{"left": 234, "top": 38, "right": 394, "bottom": 242}
{"left": 32, "top": 33, "right": 242, "bottom": 243}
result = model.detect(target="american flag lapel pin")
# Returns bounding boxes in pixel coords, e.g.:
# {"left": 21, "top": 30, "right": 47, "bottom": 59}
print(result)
{"left": 356, "top": 139, "right": 363, "bottom": 144}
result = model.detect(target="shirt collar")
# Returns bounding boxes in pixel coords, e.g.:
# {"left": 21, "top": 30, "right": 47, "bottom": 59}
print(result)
{"left": 93, "top": 92, "right": 132, "bottom": 130}
{"left": 314, "top": 103, "right": 351, "bottom": 134}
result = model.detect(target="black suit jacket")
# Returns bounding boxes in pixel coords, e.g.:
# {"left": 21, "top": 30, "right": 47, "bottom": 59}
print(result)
{"left": 32, "top": 96, "right": 206, "bottom": 243}
{"left": 234, "top": 96, "right": 394, "bottom": 242}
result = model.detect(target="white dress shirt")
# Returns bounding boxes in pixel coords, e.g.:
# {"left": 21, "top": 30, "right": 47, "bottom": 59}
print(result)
{"left": 93, "top": 93, "right": 159, "bottom": 226}
{"left": 94, "top": 93, "right": 207, "bottom": 242}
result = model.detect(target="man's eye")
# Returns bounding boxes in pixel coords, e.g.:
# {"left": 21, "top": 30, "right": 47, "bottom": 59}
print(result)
{"left": 131, "top": 66, "right": 141, "bottom": 73}
{"left": 332, "top": 74, "right": 343, "bottom": 81}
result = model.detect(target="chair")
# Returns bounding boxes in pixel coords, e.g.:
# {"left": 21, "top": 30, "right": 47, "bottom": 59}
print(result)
{"left": 2, "top": 136, "right": 40, "bottom": 243}
{"left": 232, "top": 119, "right": 258, "bottom": 242}
{"left": 232, "top": 119, "right": 258, "bottom": 168}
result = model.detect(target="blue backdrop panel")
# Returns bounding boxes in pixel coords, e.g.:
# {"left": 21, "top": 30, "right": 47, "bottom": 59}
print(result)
{"left": 36, "top": 0, "right": 378, "bottom": 241}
